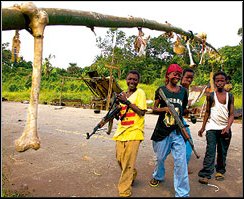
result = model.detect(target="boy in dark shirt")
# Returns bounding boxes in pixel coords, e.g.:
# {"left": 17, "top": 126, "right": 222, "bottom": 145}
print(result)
{"left": 149, "top": 64, "right": 190, "bottom": 197}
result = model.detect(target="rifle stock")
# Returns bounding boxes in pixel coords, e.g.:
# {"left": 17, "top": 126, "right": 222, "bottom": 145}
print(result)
{"left": 158, "top": 88, "right": 200, "bottom": 159}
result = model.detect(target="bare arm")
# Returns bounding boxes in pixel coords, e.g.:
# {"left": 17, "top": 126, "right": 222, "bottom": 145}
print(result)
{"left": 222, "top": 95, "right": 235, "bottom": 134}
{"left": 152, "top": 99, "right": 170, "bottom": 114}
{"left": 116, "top": 92, "right": 146, "bottom": 117}
{"left": 128, "top": 103, "right": 146, "bottom": 117}
{"left": 198, "top": 95, "right": 211, "bottom": 137}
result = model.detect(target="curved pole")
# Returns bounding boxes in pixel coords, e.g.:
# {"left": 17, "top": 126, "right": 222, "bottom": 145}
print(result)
{"left": 2, "top": 7, "right": 219, "bottom": 54}
{"left": 6, "top": 2, "right": 49, "bottom": 152}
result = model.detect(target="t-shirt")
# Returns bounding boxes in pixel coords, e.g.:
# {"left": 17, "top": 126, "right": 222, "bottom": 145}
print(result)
{"left": 150, "top": 85, "right": 188, "bottom": 141}
{"left": 113, "top": 88, "right": 147, "bottom": 141}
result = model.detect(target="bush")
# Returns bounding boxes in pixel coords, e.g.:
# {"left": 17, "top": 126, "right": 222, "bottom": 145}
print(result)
{"left": 8, "top": 84, "right": 20, "bottom": 92}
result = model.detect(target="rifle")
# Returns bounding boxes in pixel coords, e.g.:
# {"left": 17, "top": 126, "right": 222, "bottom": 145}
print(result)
{"left": 86, "top": 93, "right": 121, "bottom": 139}
{"left": 158, "top": 88, "right": 200, "bottom": 159}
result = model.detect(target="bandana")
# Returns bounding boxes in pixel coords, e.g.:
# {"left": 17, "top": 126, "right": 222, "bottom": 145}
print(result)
{"left": 166, "top": 64, "right": 183, "bottom": 76}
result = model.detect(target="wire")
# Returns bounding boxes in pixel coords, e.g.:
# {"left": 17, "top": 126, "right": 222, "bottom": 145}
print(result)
{"left": 207, "top": 183, "right": 219, "bottom": 192}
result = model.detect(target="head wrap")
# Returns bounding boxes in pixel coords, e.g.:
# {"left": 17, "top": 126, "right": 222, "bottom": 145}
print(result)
{"left": 166, "top": 64, "right": 183, "bottom": 76}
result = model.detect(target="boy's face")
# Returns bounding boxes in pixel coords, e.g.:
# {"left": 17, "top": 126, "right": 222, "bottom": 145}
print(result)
{"left": 214, "top": 74, "right": 226, "bottom": 90}
{"left": 181, "top": 72, "right": 194, "bottom": 87}
{"left": 126, "top": 73, "right": 139, "bottom": 90}
{"left": 168, "top": 71, "right": 182, "bottom": 85}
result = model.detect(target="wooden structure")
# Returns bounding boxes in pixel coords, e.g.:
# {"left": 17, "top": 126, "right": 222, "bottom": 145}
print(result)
{"left": 57, "top": 74, "right": 122, "bottom": 110}
{"left": 83, "top": 72, "right": 122, "bottom": 110}
{"left": 105, "top": 64, "right": 121, "bottom": 110}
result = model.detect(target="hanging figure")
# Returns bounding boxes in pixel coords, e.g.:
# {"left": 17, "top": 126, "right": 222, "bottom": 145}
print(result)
{"left": 11, "top": 30, "right": 21, "bottom": 63}
{"left": 161, "top": 21, "right": 174, "bottom": 39}
{"left": 197, "top": 32, "right": 207, "bottom": 65}
{"left": 173, "top": 35, "right": 186, "bottom": 55}
{"left": 134, "top": 27, "right": 150, "bottom": 56}
{"left": 186, "top": 39, "right": 196, "bottom": 68}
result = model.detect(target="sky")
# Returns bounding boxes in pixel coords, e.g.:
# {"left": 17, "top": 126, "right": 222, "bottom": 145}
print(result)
{"left": 2, "top": 1, "right": 242, "bottom": 69}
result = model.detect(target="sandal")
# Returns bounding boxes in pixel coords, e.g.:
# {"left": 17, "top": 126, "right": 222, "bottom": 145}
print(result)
{"left": 215, "top": 172, "right": 225, "bottom": 181}
{"left": 149, "top": 178, "right": 161, "bottom": 187}
{"left": 198, "top": 177, "right": 209, "bottom": 184}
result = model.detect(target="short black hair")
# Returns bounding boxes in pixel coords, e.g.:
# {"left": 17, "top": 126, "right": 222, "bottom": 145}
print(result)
{"left": 226, "top": 75, "right": 231, "bottom": 81}
{"left": 213, "top": 71, "right": 227, "bottom": 81}
{"left": 183, "top": 68, "right": 194, "bottom": 76}
{"left": 127, "top": 70, "right": 140, "bottom": 81}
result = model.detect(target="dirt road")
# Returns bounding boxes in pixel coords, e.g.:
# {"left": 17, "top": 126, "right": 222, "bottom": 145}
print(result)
{"left": 1, "top": 102, "right": 243, "bottom": 197}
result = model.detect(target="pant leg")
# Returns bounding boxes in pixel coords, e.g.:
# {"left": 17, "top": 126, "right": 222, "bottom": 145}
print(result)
{"left": 216, "top": 129, "right": 232, "bottom": 174}
{"left": 183, "top": 118, "right": 193, "bottom": 165}
{"left": 171, "top": 130, "right": 190, "bottom": 197}
{"left": 152, "top": 136, "right": 172, "bottom": 181}
{"left": 198, "top": 130, "right": 217, "bottom": 179}
{"left": 116, "top": 140, "right": 140, "bottom": 197}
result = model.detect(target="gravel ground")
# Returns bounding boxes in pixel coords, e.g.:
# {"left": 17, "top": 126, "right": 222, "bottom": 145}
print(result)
{"left": 1, "top": 101, "right": 243, "bottom": 197}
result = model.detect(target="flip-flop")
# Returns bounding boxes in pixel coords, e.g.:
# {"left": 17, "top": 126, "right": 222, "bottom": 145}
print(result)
{"left": 198, "top": 177, "right": 209, "bottom": 184}
{"left": 215, "top": 172, "right": 225, "bottom": 181}
{"left": 149, "top": 178, "right": 161, "bottom": 187}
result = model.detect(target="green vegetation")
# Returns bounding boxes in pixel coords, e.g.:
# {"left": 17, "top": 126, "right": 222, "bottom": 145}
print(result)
{"left": 2, "top": 172, "right": 30, "bottom": 197}
{"left": 2, "top": 28, "right": 242, "bottom": 109}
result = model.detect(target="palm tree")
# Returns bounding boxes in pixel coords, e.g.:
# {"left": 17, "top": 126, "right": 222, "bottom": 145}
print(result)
{"left": 43, "top": 54, "right": 55, "bottom": 78}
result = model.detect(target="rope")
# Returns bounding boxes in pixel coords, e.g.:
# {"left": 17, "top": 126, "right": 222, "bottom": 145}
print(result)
{"left": 207, "top": 183, "right": 219, "bottom": 192}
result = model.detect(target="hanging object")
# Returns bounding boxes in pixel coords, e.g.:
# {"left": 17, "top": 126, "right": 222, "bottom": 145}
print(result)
{"left": 161, "top": 21, "right": 174, "bottom": 39}
{"left": 134, "top": 27, "right": 150, "bottom": 56}
{"left": 173, "top": 35, "right": 185, "bottom": 55}
{"left": 11, "top": 30, "right": 21, "bottom": 63}
{"left": 186, "top": 39, "right": 196, "bottom": 68}
{"left": 197, "top": 32, "right": 207, "bottom": 65}
{"left": 207, "top": 48, "right": 216, "bottom": 59}
{"left": 88, "top": 26, "right": 96, "bottom": 36}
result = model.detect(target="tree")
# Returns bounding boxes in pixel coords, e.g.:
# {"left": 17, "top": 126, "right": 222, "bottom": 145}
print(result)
{"left": 66, "top": 63, "right": 83, "bottom": 76}
{"left": 42, "top": 54, "right": 55, "bottom": 78}
{"left": 2, "top": 42, "right": 13, "bottom": 70}
{"left": 237, "top": 27, "right": 242, "bottom": 44}
{"left": 219, "top": 45, "right": 242, "bottom": 84}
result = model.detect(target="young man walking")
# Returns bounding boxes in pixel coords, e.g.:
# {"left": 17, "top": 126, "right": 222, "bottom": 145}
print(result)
{"left": 149, "top": 64, "right": 190, "bottom": 197}
{"left": 198, "top": 71, "right": 234, "bottom": 184}
{"left": 113, "top": 70, "right": 147, "bottom": 197}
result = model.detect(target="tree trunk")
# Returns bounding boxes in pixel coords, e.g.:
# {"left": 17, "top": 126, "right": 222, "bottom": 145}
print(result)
{"left": 2, "top": 7, "right": 219, "bottom": 53}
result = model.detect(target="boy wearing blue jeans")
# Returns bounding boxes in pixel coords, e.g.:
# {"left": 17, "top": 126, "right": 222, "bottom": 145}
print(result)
{"left": 149, "top": 64, "right": 190, "bottom": 197}
{"left": 181, "top": 68, "right": 195, "bottom": 172}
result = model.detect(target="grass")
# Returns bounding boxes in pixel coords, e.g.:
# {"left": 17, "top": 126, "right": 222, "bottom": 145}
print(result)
{"left": 1, "top": 173, "right": 30, "bottom": 197}
{"left": 2, "top": 84, "right": 242, "bottom": 110}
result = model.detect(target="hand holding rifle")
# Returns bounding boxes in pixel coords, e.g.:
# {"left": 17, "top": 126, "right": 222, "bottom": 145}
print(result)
{"left": 86, "top": 93, "right": 122, "bottom": 139}
{"left": 86, "top": 105, "right": 121, "bottom": 139}
{"left": 158, "top": 88, "right": 200, "bottom": 159}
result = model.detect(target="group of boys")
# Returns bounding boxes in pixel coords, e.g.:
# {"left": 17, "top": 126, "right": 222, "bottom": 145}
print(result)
{"left": 112, "top": 64, "right": 234, "bottom": 197}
